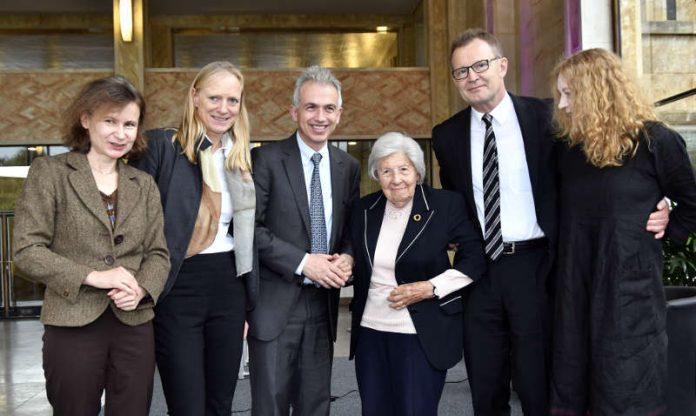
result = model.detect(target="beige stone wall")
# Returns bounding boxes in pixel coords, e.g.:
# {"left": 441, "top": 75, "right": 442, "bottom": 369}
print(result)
{"left": 628, "top": 1, "right": 696, "bottom": 123}
{"left": 679, "top": 0, "right": 696, "bottom": 20}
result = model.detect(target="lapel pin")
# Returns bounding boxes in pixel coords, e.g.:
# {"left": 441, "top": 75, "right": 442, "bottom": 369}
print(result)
{"left": 413, "top": 214, "right": 421, "bottom": 222}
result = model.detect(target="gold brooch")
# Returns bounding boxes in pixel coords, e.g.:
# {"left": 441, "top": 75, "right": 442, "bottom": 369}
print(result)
{"left": 413, "top": 214, "right": 422, "bottom": 222}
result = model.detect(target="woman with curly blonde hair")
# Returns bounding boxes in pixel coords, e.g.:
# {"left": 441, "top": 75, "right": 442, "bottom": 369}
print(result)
{"left": 549, "top": 48, "right": 696, "bottom": 416}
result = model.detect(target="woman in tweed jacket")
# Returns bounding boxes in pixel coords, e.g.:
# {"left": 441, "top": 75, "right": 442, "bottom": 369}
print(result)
{"left": 12, "top": 76, "right": 169, "bottom": 416}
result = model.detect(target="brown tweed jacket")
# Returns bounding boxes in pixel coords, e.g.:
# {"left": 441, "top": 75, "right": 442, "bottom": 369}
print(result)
{"left": 12, "top": 152, "right": 170, "bottom": 327}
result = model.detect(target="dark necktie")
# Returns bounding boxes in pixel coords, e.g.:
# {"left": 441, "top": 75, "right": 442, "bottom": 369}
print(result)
{"left": 482, "top": 113, "right": 503, "bottom": 260}
{"left": 310, "top": 153, "right": 328, "bottom": 254}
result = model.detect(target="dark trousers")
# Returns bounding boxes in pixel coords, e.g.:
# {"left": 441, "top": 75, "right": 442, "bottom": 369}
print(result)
{"left": 355, "top": 327, "right": 446, "bottom": 416}
{"left": 248, "top": 285, "right": 333, "bottom": 416}
{"left": 43, "top": 308, "right": 155, "bottom": 416}
{"left": 155, "top": 251, "right": 246, "bottom": 416}
{"left": 464, "top": 247, "right": 550, "bottom": 416}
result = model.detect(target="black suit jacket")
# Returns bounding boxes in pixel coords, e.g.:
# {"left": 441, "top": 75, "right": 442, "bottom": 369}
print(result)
{"left": 432, "top": 94, "right": 558, "bottom": 276}
{"left": 249, "top": 134, "right": 361, "bottom": 341}
{"left": 349, "top": 185, "right": 486, "bottom": 370}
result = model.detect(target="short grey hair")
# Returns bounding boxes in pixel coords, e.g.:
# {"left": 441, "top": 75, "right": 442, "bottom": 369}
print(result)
{"left": 292, "top": 65, "right": 343, "bottom": 108}
{"left": 368, "top": 132, "right": 426, "bottom": 183}
{"left": 450, "top": 28, "right": 504, "bottom": 60}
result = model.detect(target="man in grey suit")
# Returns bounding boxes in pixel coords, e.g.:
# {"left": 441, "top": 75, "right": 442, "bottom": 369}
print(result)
{"left": 248, "top": 66, "right": 361, "bottom": 416}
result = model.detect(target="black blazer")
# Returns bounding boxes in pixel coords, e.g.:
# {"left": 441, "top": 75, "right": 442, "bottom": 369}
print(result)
{"left": 249, "top": 134, "right": 361, "bottom": 341}
{"left": 432, "top": 94, "right": 558, "bottom": 276}
{"left": 349, "top": 185, "right": 486, "bottom": 370}
{"left": 129, "top": 128, "right": 259, "bottom": 305}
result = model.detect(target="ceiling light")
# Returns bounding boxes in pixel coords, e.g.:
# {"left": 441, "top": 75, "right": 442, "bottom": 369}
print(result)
{"left": 119, "top": 0, "right": 133, "bottom": 42}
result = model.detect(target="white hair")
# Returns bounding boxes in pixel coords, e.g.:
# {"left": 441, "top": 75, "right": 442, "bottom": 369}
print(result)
{"left": 367, "top": 132, "right": 425, "bottom": 183}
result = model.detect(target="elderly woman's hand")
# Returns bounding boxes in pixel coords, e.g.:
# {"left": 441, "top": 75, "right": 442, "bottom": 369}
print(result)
{"left": 388, "top": 281, "right": 434, "bottom": 310}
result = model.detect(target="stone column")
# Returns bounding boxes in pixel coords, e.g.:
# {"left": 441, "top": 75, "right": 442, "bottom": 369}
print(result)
{"left": 113, "top": 0, "right": 146, "bottom": 92}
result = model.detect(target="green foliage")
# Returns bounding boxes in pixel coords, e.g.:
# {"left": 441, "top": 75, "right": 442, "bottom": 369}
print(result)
{"left": 0, "top": 178, "right": 25, "bottom": 210}
{"left": 663, "top": 233, "right": 696, "bottom": 286}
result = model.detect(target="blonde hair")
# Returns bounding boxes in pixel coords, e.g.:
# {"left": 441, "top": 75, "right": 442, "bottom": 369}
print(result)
{"left": 552, "top": 48, "right": 656, "bottom": 168}
{"left": 174, "top": 61, "right": 252, "bottom": 172}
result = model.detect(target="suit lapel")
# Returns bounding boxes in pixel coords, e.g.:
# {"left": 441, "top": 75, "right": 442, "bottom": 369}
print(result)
{"left": 362, "top": 194, "right": 385, "bottom": 269}
{"left": 459, "top": 109, "right": 477, "bottom": 219}
{"left": 280, "top": 136, "right": 311, "bottom": 237}
{"left": 396, "top": 185, "right": 434, "bottom": 264}
{"left": 328, "top": 145, "right": 344, "bottom": 250}
{"left": 66, "top": 153, "right": 112, "bottom": 232}
{"left": 114, "top": 162, "right": 140, "bottom": 229}
{"left": 511, "top": 94, "right": 541, "bottom": 194}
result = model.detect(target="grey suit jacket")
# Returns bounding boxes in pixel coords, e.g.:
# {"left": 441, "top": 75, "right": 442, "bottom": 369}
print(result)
{"left": 249, "top": 134, "right": 360, "bottom": 341}
{"left": 13, "top": 152, "right": 170, "bottom": 327}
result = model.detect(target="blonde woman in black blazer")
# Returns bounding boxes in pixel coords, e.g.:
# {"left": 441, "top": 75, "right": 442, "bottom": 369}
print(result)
{"left": 129, "top": 61, "right": 256, "bottom": 416}
{"left": 13, "top": 76, "right": 169, "bottom": 415}
{"left": 349, "top": 132, "right": 485, "bottom": 416}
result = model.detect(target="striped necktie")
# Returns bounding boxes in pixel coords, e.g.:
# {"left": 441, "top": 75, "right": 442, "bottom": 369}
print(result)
{"left": 482, "top": 113, "right": 503, "bottom": 260}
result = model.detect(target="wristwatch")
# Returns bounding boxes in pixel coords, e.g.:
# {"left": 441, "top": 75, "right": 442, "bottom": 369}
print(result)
{"left": 431, "top": 283, "right": 441, "bottom": 299}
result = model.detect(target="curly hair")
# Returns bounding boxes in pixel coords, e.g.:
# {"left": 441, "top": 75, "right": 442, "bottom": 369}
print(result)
{"left": 175, "top": 61, "right": 252, "bottom": 172}
{"left": 63, "top": 76, "right": 147, "bottom": 159}
{"left": 552, "top": 48, "right": 656, "bottom": 168}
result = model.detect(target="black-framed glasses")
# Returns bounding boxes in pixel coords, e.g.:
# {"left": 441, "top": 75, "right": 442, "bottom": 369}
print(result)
{"left": 451, "top": 57, "right": 501, "bottom": 81}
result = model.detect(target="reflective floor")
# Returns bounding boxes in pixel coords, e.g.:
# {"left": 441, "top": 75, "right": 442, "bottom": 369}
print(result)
{"left": 0, "top": 304, "right": 353, "bottom": 416}
{"left": 0, "top": 304, "right": 520, "bottom": 416}
{"left": 0, "top": 319, "right": 49, "bottom": 416}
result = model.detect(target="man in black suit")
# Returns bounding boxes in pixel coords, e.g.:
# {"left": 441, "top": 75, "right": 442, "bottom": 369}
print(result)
{"left": 433, "top": 29, "right": 555, "bottom": 416}
{"left": 248, "top": 65, "right": 361, "bottom": 416}
{"left": 433, "top": 29, "right": 670, "bottom": 416}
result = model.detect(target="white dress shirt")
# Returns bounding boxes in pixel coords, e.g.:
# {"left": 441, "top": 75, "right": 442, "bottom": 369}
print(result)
{"left": 470, "top": 93, "right": 545, "bottom": 242}
{"left": 200, "top": 133, "right": 235, "bottom": 254}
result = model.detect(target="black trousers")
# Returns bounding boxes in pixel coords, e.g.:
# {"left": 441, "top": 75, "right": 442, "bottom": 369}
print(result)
{"left": 43, "top": 308, "right": 155, "bottom": 416}
{"left": 248, "top": 285, "right": 333, "bottom": 416}
{"left": 355, "top": 327, "right": 446, "bottom": 416}
{"left": 154, "top": 251, "right": 246, "bottom": 416}
{"left": 463, "top": 247, "right": 551, "bottom": 416}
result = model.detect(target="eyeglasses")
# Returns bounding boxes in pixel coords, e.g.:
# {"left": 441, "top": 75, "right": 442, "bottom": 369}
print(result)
{"left": 451, "top": 57, "right": 501, "bottom": 81}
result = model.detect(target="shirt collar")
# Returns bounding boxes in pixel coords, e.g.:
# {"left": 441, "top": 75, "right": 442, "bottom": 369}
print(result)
{"left": 471, "top": 92, "right": 514, "bottom": 127}
{"left": 296, "top": 132, "right": 329, "bottom": 162}
{"left": 197, "top": 132, "right": 232, "bottom": 152}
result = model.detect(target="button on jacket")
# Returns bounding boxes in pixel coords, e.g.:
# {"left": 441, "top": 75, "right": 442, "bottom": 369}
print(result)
{"left": 12, "top": 152, "right": 170, "bottom": 327}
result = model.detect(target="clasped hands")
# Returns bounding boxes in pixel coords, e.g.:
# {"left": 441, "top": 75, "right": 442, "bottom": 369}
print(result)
{"left": 302, "top": 253, "right": 353, "bottom": 289}
{"left": 84, "top": 266, "right": 146, "bottom": 311}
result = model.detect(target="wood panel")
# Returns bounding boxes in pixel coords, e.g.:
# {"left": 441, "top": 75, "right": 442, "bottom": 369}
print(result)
{"left": 144, "top": 68, "right": 431, "bottom": 140}
{"left": 0, "top": 68, "right": 431, "bottom": 144}
{"left": 149, "top": 14, "right": 412, "bottom": 31}
{"left": 0, "top": 71, "right": 111, "bottom": 144}
{"left": 425, "top": 0, "right": 451, "bottom": 126}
